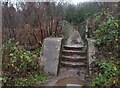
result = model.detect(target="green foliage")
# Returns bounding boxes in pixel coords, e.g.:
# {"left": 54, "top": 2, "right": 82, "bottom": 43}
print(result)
{"left": 3, "top": 39, "right": 40, "bottom": 74}
{"left": 94, "top": 12, "right": 119, "bottom": 52}
{"left": 65, "top": 3, "right": 101, "bottom": 25}
{"left": 3, "top": 73, "right": 49, "bottom": 86}
{"left": 90, "top": 61, "right": 120, "bottom": 87}
{"left": 2, "top": 39, "right": 48, "bottom": 86}
{"left": 90, "top": 8, "right": 120, "bottom": 87}
{"left": 14, "top": 74, "right": 49, "bottom": 86}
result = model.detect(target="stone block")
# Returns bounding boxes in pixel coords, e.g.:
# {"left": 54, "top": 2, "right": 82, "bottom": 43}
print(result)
{"left": 42, "top": 38, "right": 63, "bottom": 76}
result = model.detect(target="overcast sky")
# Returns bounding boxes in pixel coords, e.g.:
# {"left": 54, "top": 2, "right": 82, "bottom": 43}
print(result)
{"left": 3, "top": 0, "right": 92, "bottom": 5}
{"left": 2, "top": 0, "right": 120, "bottom": 5}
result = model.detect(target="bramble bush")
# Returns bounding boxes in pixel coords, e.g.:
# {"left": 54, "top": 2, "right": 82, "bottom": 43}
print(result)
{"left": 94, "top": 11, "right": 119, "bottom": 58}
{"left": 3, "top": 39, "right": 40, "bottom": 75}
{"left": 90, "top": 10, "right": 120, "bottom": 87}
{"left": 90, "top": 61, "right": 120, "bottom": 87}
{"left": 2, "top": 39, "right": 49, "bottom": 86}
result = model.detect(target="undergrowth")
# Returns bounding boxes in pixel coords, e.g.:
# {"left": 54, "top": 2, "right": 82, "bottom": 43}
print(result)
{"left": 89, "top": 6, "right": 120, "bottom": 88}
{"left": 2, "top": 39, "right": 49, "bottom": 86}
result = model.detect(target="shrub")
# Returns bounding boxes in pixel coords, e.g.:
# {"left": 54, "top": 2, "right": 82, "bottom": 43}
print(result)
{"left": 90, "top": 9, "right": 120, "bottom": 87}
{"left": 3, "top": 39, "right": 41, "bottom": 75}
{"left": 2, "top": 39, "right": 48, "bottom": 86}
{"left": 94, "top": 12, "right": 119, "bottom": 56}
{"left": 90, "top": 61, "right": 120, "bottom": 88}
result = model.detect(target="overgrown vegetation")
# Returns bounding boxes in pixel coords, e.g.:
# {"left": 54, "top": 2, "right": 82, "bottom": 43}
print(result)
{"left": 2, "top": 39, "right": 49, "bottom": 86}
{"left": 90, "top": 61, "right": 120, "bottom": 87}
{"left": 2, "top": 1, "right": 102, "bottom": 86}
{"left": 89, "top": 3, "right": 120, "bottom": 87}
{"left": 2, "top": 2, "right": 102, "bottom": 47}
{"left": 65, "top": 2, "right": 101, "bottom": 25}
{"left": 3, "top": 73, "right": 49, "bottom": 86}
{"left": 2, "top": 1, "right": 120, "bottom": 87}
{"left": 94, "top": 11, "right": 119, "bottom": 56}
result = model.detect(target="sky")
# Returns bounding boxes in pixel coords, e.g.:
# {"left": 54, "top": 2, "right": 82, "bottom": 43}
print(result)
{"left": 3, "top": 0, "right": 91, "bottom": 5}
{"left": 2, "top": 0, "right": 92, "bottom": 11}
{"left": 69, "top": 0, "right": 91, "bottom": 4}
{"left": 57, "top": 0, "right": 91, "bottom": 4}
{"left": 3, "top": 0, "right": 120, "bottom": 6}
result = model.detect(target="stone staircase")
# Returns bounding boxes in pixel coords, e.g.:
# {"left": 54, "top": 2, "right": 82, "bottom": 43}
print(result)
{"left": 60, "top": 45, "right": 87, "bottom": 69}
{"left": 42, "top": 30, "right": 88, "bottom": 86}
{"left": 43, "top": 44, "right": 88, "bottom": 86}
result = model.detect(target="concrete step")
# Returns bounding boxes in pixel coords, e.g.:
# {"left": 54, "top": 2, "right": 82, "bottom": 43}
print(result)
{"left": 62, "top": 50, "right": 86, "bottom": 56}
{"left": 62, "top": 50, "right": 84, "bottom": 53}
{"left": 62, "top": 55, "right": 87, "bottom": 62}
{"left": 60, "top": 66, "right": 88, "bottom": 71}
{"left": 61, "top": 61, "right": 87, "bottom": 68}
{"left": 63, "top": 45, "right": 84, "bottom": 51}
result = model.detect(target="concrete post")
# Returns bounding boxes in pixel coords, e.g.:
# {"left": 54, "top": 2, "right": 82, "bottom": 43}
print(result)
{"left": 86, "top": 38, "right": 97, "bottom": 75}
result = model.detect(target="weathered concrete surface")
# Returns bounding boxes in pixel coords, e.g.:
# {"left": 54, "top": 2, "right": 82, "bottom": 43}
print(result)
{"left": 66, "top": 84, "right": 82, "bottom": 88}
{"left": 60, "top": 20, "right": 74, "bottom": 44}
{"left": 66, "top": 30, "right": 84, "bottom": 46}
{"left": 87, "top": 38, "right": 97, "bottom": 74}
{"left": 78, "top": 21, "right": 86, "bottom": 42}
{"left": 42, "top": 38, "right": 63, "bottom": 76}
{"left": 42, "top": 68, "right": 87, "bottom": 86}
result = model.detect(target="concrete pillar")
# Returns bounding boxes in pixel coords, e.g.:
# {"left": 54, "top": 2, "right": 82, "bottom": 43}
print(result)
{"left": 87, "top": 38, "right": 97, "bottom": 75}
